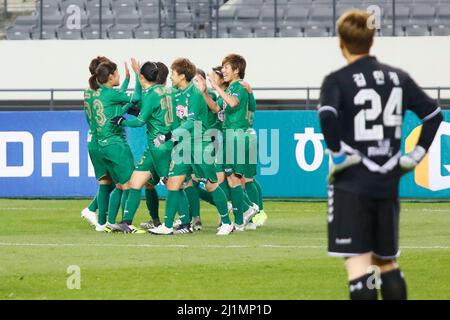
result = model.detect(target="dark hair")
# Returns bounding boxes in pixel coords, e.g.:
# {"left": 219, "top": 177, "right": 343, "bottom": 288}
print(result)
{"left": 156, "top": 62, "right": 169, "bottom": 84}
{"left": 222, "top": 54, "right": 246, "bottom": 79}
{"left": 89, "top": 56, "right": 111, "bottom": 75}
{"left": 140, "top": 61, "right": 159, "bottom": 82}
{"left": 89, "top": 61, "right": 117, "bottom": 90}
{"left": 171, "top": 58, "right": 196, "bottom": 82}
{"left": 212, "top": 66, "right": 223, "bottom": 78}
{"left": 337, "top": 10, "right": 375, "bottom": 55}
{"left": 196, "top": 68, "right": 206, "bottom": 79}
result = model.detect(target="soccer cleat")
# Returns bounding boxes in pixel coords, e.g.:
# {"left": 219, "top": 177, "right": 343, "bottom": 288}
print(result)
{"left": 253, "top": 210, "right": 268, "bottom": 227}
{"left": 172, "top": 219, "right": 182, "bottom": 229}
{"left": 245, "top": 222, "right": 257, "bottom": 231}
{"left": 95, "top": 224, "right": 106, "bottom": 232}
{"left": 243, "top": 206, "right": 258, "bottom": 226}
{"left": 251, "top": 203, "right": 260, "bottom": 214}
{"left": 174, "top": 223, "right": 194, "bottom": 235}
{"left": 216, "top": 223, "right": 234, "bottom": 235}
{"left": 149, "top": 224, "right": 174, "bottom": 235}
{"left": 191, "top": 216, "right": 202, "bottom": 231}
{"left": 139, "top": 219, "right": 162, "bottom": 230}
{"left": 128, "top": 225, "right": 146, "bottom": 234}
{"left": 113, "top": 222, "right": 145, "bottom": 234}
{"left": 234, "top": 224, "right": 245, "bottom": 232}
{"left": 104, "top": 223, "right": 123, "bottom": 233}
{"left": 81, "top": 208, "right": 98, "bottom": 226}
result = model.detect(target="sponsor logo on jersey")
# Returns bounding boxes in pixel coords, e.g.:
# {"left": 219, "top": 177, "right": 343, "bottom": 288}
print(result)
{"left": 405, "top": 121, "right": 450, "bottom": 191}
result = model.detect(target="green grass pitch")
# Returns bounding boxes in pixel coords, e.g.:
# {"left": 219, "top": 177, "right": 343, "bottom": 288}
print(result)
{"left": 0, "top": 199, "right": 449, "bottom": 300}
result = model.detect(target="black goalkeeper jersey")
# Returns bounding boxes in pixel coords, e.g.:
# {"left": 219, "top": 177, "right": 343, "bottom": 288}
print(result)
{"left": 318, "top": 56, "right": 441, "bottom": 198}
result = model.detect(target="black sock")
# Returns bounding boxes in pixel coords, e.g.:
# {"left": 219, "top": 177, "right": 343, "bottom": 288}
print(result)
{"left": 380, "top": 269, "right": 407, "bottom": 300}
{"left": 348, "top": 274, "right": 378, "bottom": 300}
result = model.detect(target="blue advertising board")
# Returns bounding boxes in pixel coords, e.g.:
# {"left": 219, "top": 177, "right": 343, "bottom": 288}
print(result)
{"left": 0, "top": 110, "right": 449, "bottom": 198}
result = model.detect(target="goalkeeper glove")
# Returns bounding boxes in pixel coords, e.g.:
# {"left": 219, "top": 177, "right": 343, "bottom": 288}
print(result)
{"left": 399, "top": 145, "right": 426, "bottom": 173}
{"left": 153, "top": 132, "right": 173, "bottom": 147}
{"left": 110, "top": 116, "right": 125, "bottom": 126}
{"left": 327, "top": 149, "right": 362, "bottom": 184}
{"left": 127, "top": 106, "right": 140, "bottom": 117}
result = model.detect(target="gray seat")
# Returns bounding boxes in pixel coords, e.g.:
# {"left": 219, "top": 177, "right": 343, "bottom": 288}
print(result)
{"left": 284, "top": 5, "right": 309, "bottom": 22}
{"left": 279, "top": 25, "right": 301, "bottom": 37}
{"left": 140, "top": 6, "right": 163, "bottom": 21}
{"left": 431, "top": 24, "right": 450, "bottom": 36}
{"left": 89, "top": 14, "right": 115, "bottom": 26}
{"left": 14, "top": 15, "right": 39, "bottom": 31}
{"left": 436, "top": 4, "right": 450, "bottom": 23}
{"left": 379, "top": 24, "right": 404, "bottom": 37}
{"left": 86, "top": 0, "right": 113, "bottom": 13}
{"left": 303, "top": 25, "right": 328, "bottom": 37}
{"left": 218, "top": 7, "right": 236, "bottom": 19}
{"left": 62, "top": 12, "right": 89, "bottom": 28}
{"left": 82, "top": 25, "right": 108, "bottom": 38}
{"left": 228, "top": 25, "right": 253, "bottom": 38}
{"left": 108, "top": 26, "right": 135, "bottom": 39}
{"left": 36, "top": 7, "right": 62, "bottom": 16}
{"left": 112, "top": 0, "right": 137, "bottom": 15}
{"left": 134, "top": 24, "right": 158, "bottom": 38}
{"left": 39, "top": 14, "right": 65, "bottom": 27}
{"left": 384, "top": 6, "right": 410, "bottom": 22}
{"left": 254, "top": 25, "right": 275, "bottom": 37}
{"left": 57, "top": 26, "right": 83, "bottom": 39}
{"left": 36, "top": 0, "right": 61, "bottom": 10}
{"left": 410, "top": 5, "right": 436, "bottom": 22}
{"left": 236, "top": 6, "right": 261, "bottom": 19}
{"left": 405, "top": 24, "right": 430, "bottom": 36}
{"left": 259, "top": 5, "right": 284, "bottom": 22}
{"left": 6, "top": 26, "right": 31, "bottom": 40}
{"left": 60, "top": 0, "right": 87, "bottom": 13}
{"left": 308, "top": 6, "right": 333, "bottom": 25}
{"left": 31, "top": 27, "right": 58, "bottom": 39}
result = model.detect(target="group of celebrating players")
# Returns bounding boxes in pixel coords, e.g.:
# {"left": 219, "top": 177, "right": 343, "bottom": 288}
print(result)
{"left": 81, "top": 53, "right": 267, "bottom": 236}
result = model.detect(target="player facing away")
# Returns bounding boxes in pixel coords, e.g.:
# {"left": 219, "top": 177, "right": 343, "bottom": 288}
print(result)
{"left": 148, "top": 58, "right": 234, "bottom": 236}
{"left": 318, "top": 10, "right": 443, "bottom": 300}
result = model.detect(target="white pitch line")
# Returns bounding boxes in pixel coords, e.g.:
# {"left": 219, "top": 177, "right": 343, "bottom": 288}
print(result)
{"left": 0, "top": 242, "right": 449, "bottom": 250}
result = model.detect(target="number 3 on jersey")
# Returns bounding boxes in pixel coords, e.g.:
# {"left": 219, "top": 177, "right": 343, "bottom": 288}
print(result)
{"left": 354, "top": 88, "right": 402, "bottom": 141}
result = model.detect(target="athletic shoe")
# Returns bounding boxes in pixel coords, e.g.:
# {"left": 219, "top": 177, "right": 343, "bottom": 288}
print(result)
{"left": 149, "top": 224, "right": 174, "bottom": 235}
{"left": 191, "top": 216, "right": 202, "bottom": 231}
{"left": 128, "top": 225, "right": 147, "bottom": 234}
{"left": 174, "top": 223, "right": 193, "bottom": 234}
{"left": 245, "top": 222, "right": 257, "bottom": 231}
{"left": 81, "top": 208, "right": 97, "bottom": 226}
{"left": 251, "top": 203, "right": 260, "bottom": 213}
{"left": 104, "top": 223, "right": 122, "bottom": 233}
{"left": 243, "top": 206, "right": 258, "bottom": 226}
{"left": 112, "top": 222, "right": 145, "bottom": 234}
{"left": 253, "top": 210, "right": 268, "bottom": 227}
{"left": 216, "top": 223, "right": 234, "bottom": 235}
{"left": 173, "top": 219, "right": 182, "bottom": 229}
{"left": 234, "top": 224, "right": 245, "bottom": 232}
{"left": 140, "top": 219, "right": 161, "bottom": 230}
{"left": 95, "top": 224, "right": 106, "bottom": 232}
{"left": 217, "top": 222, "right": 222, "bottom": 231}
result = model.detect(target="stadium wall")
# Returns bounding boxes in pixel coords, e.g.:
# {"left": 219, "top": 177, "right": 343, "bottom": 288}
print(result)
{"left": 0, "top": 37, "right": 449, "bottom": 101}
{"left": 1, "top": 110, "right": 449, "bottom": 198}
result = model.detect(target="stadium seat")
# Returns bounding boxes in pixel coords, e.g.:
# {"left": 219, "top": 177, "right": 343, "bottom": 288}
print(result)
{"left": 303, "top": 25, "right": 328, "bottom": 37}
{"left": 410, "top": 5, "right": 436, "bottom": 23}
{"left": 436, "top": 4, "right": 450, "bottom": 23}
{"left": 90, "top": 13, "right": 115, "bottom": 26}
{"left": 111, "top": 0, "right": 138, "bottom": 14}
{"left": 431, "top": 24, "right": 450, "bottom": 36}
{"left": 60, "top": 0, "right": 88, "bottom": 14}
{"left": 228, "top": 25, "right": 253, "bottom": 38}
{"left": 218, "top": 6, "right": 236, "bottom": 19}
{"left": 31, "top": 27, "right": 59, "bottom": 39}
{"left": 384, "top": 6, "right": 410, "bottom": 24}
{"left": 308, "top": 6, "right": 333, "bottom": 26}
{"left": 405, "top": 24, "right": 430, "bottom": 36}
{"left": 57, "top": 26, "right": 84, "bottom": 39}
{"left": 140, "top": 6, "right": 164, "bottom": 22}
{"left": 236, "top": 5, "right": 261, "bottom": 20}
{"left": 86, "top": 0, "right": 113, "bottom": 14}
{"left": 254, "top": 24, "right": 275, "bottom": 37}
{"left": 284, "top": 5, "right": 309, "bottom": 23}
{"left": 134, "top": 24, "right": 158, "bottom": 38}
{"left": 82, "top": 25, "right": 109, "bottom": 38}
{"left": 259, "top": 5, "right": 284, "bottom": 22}
{"left": 14, "top": 15, "right": 40, "bottom": 31}
{"left": 6, "top": 26, "right": 32, "bottom": 40}
{"left": 379, "top": 24, "right": 405, "bottom": 37}
{"left": 35, "top": 0, "right": 62, "bottom": 10}
{"left": 39, "top": 13, "right": 65, "bottom": 27}
{"left": 108, "top": 27, "right": 135, "bottom": 38}
{"left": 279, "top": 25, "right": 302, "bottom": 37}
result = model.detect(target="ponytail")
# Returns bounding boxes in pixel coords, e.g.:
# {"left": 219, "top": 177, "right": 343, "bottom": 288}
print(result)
{"left": 89, "top": 61, "right": 117, "bottom": 90}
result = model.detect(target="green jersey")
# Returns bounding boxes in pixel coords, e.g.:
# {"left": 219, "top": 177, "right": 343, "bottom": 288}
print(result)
{"left": 173, "top": 81, "right": 209, "bottom": 143}
{"left": 205, "top": 88, "right": 221, "bottom": 130}
{"left": 122, "top": 85, "right": 180, "bottom": 147}
{"left": 223, "top": 79, "right": 252, "bottom": 130}
{"left": 92, "top": 85, "right": 140, "bottom": 146}
{"left": 83, "top": 88, "right": 96, "bottom": 139}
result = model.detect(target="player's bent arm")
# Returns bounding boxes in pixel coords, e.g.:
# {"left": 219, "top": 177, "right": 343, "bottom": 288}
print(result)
{"left": 202, "top": 91, "right": 221, "bottom": 113}
{"left": 214, "top": 85, "right": 239, "bottom": 108}
{"left": 248, "top": 92, "right": 256, "bottom": 112}
{"left": 318, "top": 107, "right": 341, "bottom": 153}
{"left": 131, "top": 73, "right": 142, "bottom": 103}
{"left": 119, "top": 76, "right": 130, "bottom": 93}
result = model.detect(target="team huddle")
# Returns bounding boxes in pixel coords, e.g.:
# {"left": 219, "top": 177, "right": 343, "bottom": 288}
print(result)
{"left": 81, "top": 54, "right": 267, "bottom": 235}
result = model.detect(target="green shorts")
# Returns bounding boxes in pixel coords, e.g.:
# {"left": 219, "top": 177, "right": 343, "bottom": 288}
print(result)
{"left": 99, "top": 142, "right": 134, "bottom": 185}
{"left": 88, "top": 141, "right": 109, "bottom": 180}
{"left": 223, "top": 129, "right": 258, "bottom": 178}
{"left": 168, "top": 141, "right": 218, "bottom": 183}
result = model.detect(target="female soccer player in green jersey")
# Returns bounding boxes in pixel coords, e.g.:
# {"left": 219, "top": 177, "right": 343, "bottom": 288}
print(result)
{"left": 88, "top": 59, "right": 143, "bottom": 233}
{"left": 81, "top": 56, "right": 135, "bottom": 230}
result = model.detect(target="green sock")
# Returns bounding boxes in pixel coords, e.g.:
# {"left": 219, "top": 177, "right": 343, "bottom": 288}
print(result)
{"left": 88, "top": 195, "right": 98, "bottom": 212}
{"left": 107, "top": 188, "right": 123, "bottom": 224}
{"left": 219, "top": 180, "right": 231, "bottom": 201}
{"left": 123, "top": 188, "right": 142, "bottom": 223}
{"left": 245, "top": 181, "right": 259, "bottom": 207}
{"left": 164, "top": 190, "right": 180, "bottom": 228}
{"left": 97, "top": 185, "right": 111, "bottom": 225}
{"left": 178, "top": 190, "right": 191, "bottom": 225}
{"left": 198, "top": 186, "right": 215, "bottom": 205}
{"left": 211, "top": 186, "right": 231, "bottom": 224}
{"left": 243, "top": 189, "right": 254, "bottom": 208}
{"left": 184, "top": 185, "right": 200, "bottom": 218}
{"left": 254, "top": 179, "right": 264, "bottom": 210}
{"left": 120, "top": 189, "right": 130, "bottom": 222}
{"left": 230, "top": 186, "right": 245, "bottom": 225}
{"left": 145, "top": 188, "right": 159, "bottom": 222}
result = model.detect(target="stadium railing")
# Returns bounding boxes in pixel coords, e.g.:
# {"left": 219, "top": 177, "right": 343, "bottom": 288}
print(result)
{"left": 1, "top": 86, "right": 449, "bottom": 110}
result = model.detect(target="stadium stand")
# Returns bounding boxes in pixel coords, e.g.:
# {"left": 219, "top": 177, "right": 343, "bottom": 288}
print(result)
{"left": 3, "top": 0, "right": 450, "bottom": 39}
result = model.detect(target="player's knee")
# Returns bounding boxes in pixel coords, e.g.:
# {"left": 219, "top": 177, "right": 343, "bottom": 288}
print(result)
{"left": 204, "top": 181, "right": 218, "bottom": 192}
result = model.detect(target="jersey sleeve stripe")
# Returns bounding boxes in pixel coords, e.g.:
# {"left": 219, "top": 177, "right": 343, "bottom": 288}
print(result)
{"left": 422, "top": 107, "right": 442, "bottom": 122}
{"left": 317, "top": 105, "right": 338, "bottom": 116}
